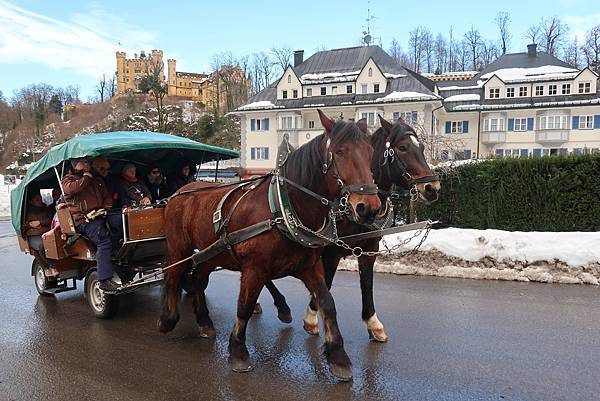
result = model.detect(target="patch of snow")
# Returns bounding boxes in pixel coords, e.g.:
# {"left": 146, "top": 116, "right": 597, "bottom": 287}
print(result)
{"left": 375, "top": 91, "right": 439, "bottom": 102}
{"left": 384, "top": 73, "right": 407, "bottom": 79}
{"left": 237, "top": 101, "right": 281, "bottom": 110}
{"left": 443, "top": 94, "right": 481, "bottom": 102}
{"left": 439, "top": 84, "right": 484, "bottom": 91}
{"left": 453, "top": 97, "right": 600, "bottom": 111}
{"left": 302, "top": 103, "right": 325, "bottom": 107}
{"left": 432, "top": 159, "right": 484, "bottom": 168}
{"left": 480, "top": 65, "right": 580, "bottom": 83}
{"left": 300, "top": 71, "right": 360, "bottom": 84}
{"left": 384, "top": 228, "right": 600, "bottom": 267}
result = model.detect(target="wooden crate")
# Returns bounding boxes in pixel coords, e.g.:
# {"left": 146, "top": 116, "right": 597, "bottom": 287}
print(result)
{"left": 127, "top": 207, "right": 166, "bottom": 241}
{"left": 18, "top": 235, "right": 29, "bottom": 253}
{"left": 42, "top": 227, "right": 95, "bottom": 261}
{"left": 57, "top": 207, "right": 76, "bottom": 234}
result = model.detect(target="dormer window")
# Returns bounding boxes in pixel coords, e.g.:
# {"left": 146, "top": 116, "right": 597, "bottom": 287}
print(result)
{"left": 361, "top": 84, "right": 368, "bottom": 94}
{"left": 306, "top": 88, "right": 312, "bottom": 97}
{"left": 373, "top": 83, "right": 380, "bottom": 93}
{"left": 293, "top": 89, "right": 298, "bottom": 98}
{"left": 489, "top": 88, "right": 500, "bottom": 98}
{"left": 579, "top": 82, "right": 591, "bottom": 93}
{"left": 562, "top": 84, "right": 571, "bottom": 94}
{"left": 320, "top": 87, "right": 326, "bottom": 96}
{"left": 368, "top": 67, "right": 373, "bottom": 77}
{"left": 535, "top": 85, "right": 544, "bottom": 96}
{"left": 287, "top": 75, "right": 291, "bottom": 83}
{"left": 506, "top": 88, "right": 515, "bottom": 97}
{"left": 282, "top": 90, "right": 288, "bottom": 99}
{"left": 346, "top": 85, "right": 353, "bottom": 94}
{"left": 548, "top": 84, "right": 557, "bottom": 95}
{"left": 519, "top": 86, "right": 528, "bottom": 97}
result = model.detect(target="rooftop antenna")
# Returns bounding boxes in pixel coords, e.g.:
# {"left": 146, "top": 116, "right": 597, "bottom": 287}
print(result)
{"left": 362, "top": 1, "right": 379, "bottom": 46}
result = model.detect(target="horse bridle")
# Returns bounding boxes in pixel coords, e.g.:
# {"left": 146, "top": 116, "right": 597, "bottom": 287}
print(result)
{"left": 382, "top": 136, "right": 439, "bottom": 186}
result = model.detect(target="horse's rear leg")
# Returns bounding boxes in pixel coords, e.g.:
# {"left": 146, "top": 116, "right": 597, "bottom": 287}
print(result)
{"left": 193, "top": 267, "right": 216, "bottom": 339}
{"left": 265, "top": 281, "right": 293, "bottom": 323}
{"left": 301, "top": 260, "right": 352, "bottom": 382}
{"left": 228, "top": 270, "right": 264, "bottom": 373}
{"left": 358, "top": 253, "right": 387, "bottom": 342}
{"left": 303, "top": 249, "right": 342, "bottom": 336}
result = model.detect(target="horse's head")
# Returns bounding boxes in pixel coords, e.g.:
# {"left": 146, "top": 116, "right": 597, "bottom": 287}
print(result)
{"left": 374, "top": 115, "right": 440, "bottom": 204}
{"left": 318, "top": 110, "right": 381, "bottom": 224}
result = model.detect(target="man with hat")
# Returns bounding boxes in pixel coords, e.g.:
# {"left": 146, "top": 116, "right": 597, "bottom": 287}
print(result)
{"left": 61, "top": 157, "right": 119, "bottom": 292}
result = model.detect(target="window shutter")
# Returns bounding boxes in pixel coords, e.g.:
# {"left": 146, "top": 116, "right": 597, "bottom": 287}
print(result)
{"left": 559, "top": 148, "right": 568, "bottom": 155}
{"left": 264, "top": 147, "right": 269, "bottom": 160}
{"left": 463, "top": 121, "right": 469, "bottom": 133}
{"left": 251, "top": 148, "right": 256, "bottom": 160}
{"left": 520, "top": 149, "right": 528, "bottom": 157}
{"left": 533, "top": 148, "right": 542, "bottom": 157}
{"left": 572, "top": 116, "right": 580, "bottom": 129}
{"left": 445, "top": 121, "right": 451, "bottom": 133}
{"left": 508, "top": 118, "right": 514, "bottom": 131}
{"left": 527, "top": 118, "right": 534, "bottom": 131}
{"left": 594, "top": 115, "right": 600, "bottom": 129}
{"left": 411, "top": 111, "right": 418, "bottom": 125}
{"left": 465, "top": 149, "right": 472, "bottom": 159}
{"left": 251, "top": 119, "right": 256, "bottom": 131}
{"left": 263, "top": 118, "right": 269, "bottom": 130}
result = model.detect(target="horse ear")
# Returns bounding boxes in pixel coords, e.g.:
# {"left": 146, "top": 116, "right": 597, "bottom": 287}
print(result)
{"left": 318, "top": 109, "right": 334, "bottom": 133}
{"left": 379, "top": 114, "right": 393, "bottom": 134}
{"left": 356, "top": 118, "right": 368, "bottom": 134}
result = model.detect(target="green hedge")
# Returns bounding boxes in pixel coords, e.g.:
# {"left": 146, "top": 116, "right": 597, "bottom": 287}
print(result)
{"left": 413, "top": 155, "right": 600, "bottom": 232}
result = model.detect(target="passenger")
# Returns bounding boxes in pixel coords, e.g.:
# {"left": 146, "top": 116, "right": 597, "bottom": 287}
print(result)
{"left": 143, "top": 164, "right": 168, "bottom": 201}
{"left": 92, "top": 156, "right": 118, "bottom": 208}
{"left": 24, "top": 190, "right": 52, "bottom": 262}
{"left": 166, "top": 160, "right": 195, "bottom": 196}
{"left": 61, "top": 158, "right": 119, "bottom": 292}
{"left": 47, "top": 187, "right": 63, "bottom": 216}
{"left": 118, "top": 163, "right": 152, "bottom": 208}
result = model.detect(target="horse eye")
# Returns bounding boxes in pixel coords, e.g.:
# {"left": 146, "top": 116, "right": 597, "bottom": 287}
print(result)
{"left": 335, "top": 150, "right": 344, "bottom": 157}
{"left": 398, "top": 146, "right": 408, "bottom": 152}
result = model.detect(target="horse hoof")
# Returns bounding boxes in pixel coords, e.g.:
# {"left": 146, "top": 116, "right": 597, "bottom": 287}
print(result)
{"left": 303, "top": 321, "right": 320, "bottom": 335}
{"left": 368, "top": 328, "right": 388, "bottom": 343}
{"left": 199, "top": 326, "right": 216, "bottom": 339}
{"left": 253, "top": 303, "right": 263, "bottom": 314}
{"left": 328, "top": 362, "right": 353, "bottom": 382}
{"left": 277, "top": 310, "right": 293, "bottom": 324}
{"left": 229, "top": 356, "right": 254, "bottom": 373}
{"left": 157, "top": 318, "right": 177, "bottom": 333}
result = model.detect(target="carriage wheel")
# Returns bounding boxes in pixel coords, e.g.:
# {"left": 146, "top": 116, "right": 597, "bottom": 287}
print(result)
{"left": 33, "top": 260, "right": 56, "bottom": 296}
{"left": 85, "top": 270, "right": 120, "bottom": 319}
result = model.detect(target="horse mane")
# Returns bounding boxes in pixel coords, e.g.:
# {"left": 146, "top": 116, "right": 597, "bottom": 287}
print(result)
{"left": 284, "top": 120, "right": 368, "bottom": 192}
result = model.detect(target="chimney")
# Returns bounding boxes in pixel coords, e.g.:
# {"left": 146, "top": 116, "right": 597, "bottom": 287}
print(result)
{"left": 294, "top": 50, "right": 304, "bottom": 67}
{"left": 527, "top": 44, "right": 537, "bottom": 57}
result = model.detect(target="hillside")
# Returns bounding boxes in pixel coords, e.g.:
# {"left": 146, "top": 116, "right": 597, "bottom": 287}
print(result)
{"left": 0, "top": 95, "right": 240, "bottom": 173}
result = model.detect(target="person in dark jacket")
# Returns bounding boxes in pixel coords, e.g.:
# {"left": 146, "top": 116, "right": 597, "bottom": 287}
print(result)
{"left": 61, "top": 158, "right": 119, "bottom": 292}
{"left": 117, "top": 163, "right": 152, "bottom": 208}
{"left": 143, "top": 164, "right": 168, "bottom": 201}
{"left": 92, "top": 156, "right": 118, "bottom": 208}
{"left": 166, "top": 160, "right": 195, "bottom": 196}
{"left": 24, "top": 190, "right": 53, "bottom": 261}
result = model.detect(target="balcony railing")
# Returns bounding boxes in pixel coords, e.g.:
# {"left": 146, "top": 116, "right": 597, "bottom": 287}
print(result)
{"left": 535, "top": 130, "right": 569, "bottom": 144}
{"left": 481, "top": 131, "right": 506, "bottom": 144}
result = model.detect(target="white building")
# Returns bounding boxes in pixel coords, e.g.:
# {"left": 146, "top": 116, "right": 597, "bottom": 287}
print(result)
{"left": 234, "top": 44, "right": 600, "bottom": 174}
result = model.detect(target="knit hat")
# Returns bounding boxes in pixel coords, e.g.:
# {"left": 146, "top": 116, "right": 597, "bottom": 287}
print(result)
{"left": 92, "top": 156, "right": 110, "bottom": 170}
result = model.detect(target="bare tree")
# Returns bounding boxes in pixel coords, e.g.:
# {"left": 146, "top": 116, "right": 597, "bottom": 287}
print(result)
{"left": 96, "top": 74, "right": 108, "bottom": 103}
{"left": 271, "top": 45, "right": 293, "bottom": 75}
{"left": 389, "top": 38, "right": 403, "bottom": 63}
{"left": 494, "top": 11, "right": 511, "bottom": 54}
{"left": 408, "top": 27, "right": 423, "bottom": 71}
{"left": 421, "top": 28, "right": 435, "bottom": 73}
{"left": 582, "top": 24, "right": 600, "bottom": 72}
{"left": 252, "top": 51, "right": 276, "bottom": 92}
{"left": 448, "top": 26, "right": 456, "bottom": 71}
{"left": 434, "top": 33, "right": 448, "bottom": 74}
{"left": 524, "top": 24, "right": 540, "bottom": 45}
{"left": 539, "top": 17, "right": 568, "bottom": 56}
{"left": 108, "top": 74, "right": 117, "bottom": 98}
{"left": 479, "top": 40, "right": 500, "bottom": 68}
{"left": 563, "top": 37, "right": 581, "bottom": 68}
{"left": 464, "top": 26, "right": 482, "bottom": 70}
{"left": 138, "top": 60, "right": 168, "bottom": 132}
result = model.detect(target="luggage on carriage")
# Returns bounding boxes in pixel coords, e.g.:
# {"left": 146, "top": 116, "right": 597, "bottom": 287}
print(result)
{"left": 11, "top": 131, "right": 239, "bottom": 318}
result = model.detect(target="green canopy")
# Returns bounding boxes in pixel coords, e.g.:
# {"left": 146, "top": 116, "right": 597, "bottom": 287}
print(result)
{"left": 11, "top": 131, "right": 239, "bottom": 236}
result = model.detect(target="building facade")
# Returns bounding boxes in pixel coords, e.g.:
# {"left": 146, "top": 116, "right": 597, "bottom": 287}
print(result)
{"left": 234, "top": 46, "right": 443, "bottom": 175}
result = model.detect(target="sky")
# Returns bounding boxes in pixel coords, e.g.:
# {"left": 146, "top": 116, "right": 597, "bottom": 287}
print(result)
{"left": 1, "top": 0, "right": 599, "bottom": 101}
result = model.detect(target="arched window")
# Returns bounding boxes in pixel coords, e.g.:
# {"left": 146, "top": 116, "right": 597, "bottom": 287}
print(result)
{"left": 368, "top": 67, "right": 373, "bottom": 77}
{"left": 288, "top": 75, "right": 291, "bottom": 83}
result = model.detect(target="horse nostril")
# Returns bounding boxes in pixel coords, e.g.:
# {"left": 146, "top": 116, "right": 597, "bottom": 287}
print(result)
{"left": 425, "top": 184, "right": 436, "bottom": 193}
{"left": 356, "top": 202, "right": 366, "bottom": 216}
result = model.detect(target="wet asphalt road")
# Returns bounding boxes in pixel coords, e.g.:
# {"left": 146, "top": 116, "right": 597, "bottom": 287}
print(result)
{"left": 1, "top": 222, "right": 599, "bottom": 401}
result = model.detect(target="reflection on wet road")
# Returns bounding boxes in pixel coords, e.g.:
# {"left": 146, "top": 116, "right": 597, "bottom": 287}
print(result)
{"left": 1, "top": 224, "right": 599, "bottom": 401}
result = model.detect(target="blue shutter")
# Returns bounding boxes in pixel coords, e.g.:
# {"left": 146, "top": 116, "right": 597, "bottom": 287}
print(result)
{"left": 462, "top": 121, "right": 469, "bottom": 133}
{"left": 250, "top": 119, "right": 256, "bottom": 131}
{"left": 250, "top": 148, "right": 256, "bottom": 160}
{"left": 263, "top": 118, "right": 269, "bottom": 130}
{"left": 508, "top": 118, "right": 514, "bottom": 131}
{"left": 520, "top": 149, "right": 528, "bottom": 157}
{"left": 495, "top": 149, "right": 503, "bottom": 157}
{"left": 594, "top": 115, "right": 600, "bottom": 129}
{"left": 572, "top": 116, "right": 580, "bottom": 129}
{"left": 411, "top": 111, "right": 418, "bottom": 125}
{"left": 464, "top": 150, "right": 472, "bottom": 159}
{"left": 264, "top": 147, "right": 269, "bottom": 160}
{"left": 445, "top": 121, "right": 451, "bottom": 133}
{"left": 574, "top": 148, "right": 582, "bottom": 155}
{"left": 533, "top": 148, "right": 542, "bottom": 157}
{"left": 527, "top": 118, "right": 534, "bottom": 131}
{"left": 559, "top": 148, "right": 568, "bottom": 155}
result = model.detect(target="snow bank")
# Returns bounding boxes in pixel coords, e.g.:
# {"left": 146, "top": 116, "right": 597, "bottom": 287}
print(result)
{"left": 444, "top": 94, "right": 481, "bottom": 102}
{"left": 375, "top": 91, "right": 439, "bottom": 102}
{"left": 0, "top": 175, "right": 20, "bottom": 218}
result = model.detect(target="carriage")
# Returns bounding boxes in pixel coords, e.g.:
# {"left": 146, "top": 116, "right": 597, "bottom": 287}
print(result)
{"left": 11, "top": 131, "right": 238, "bottom": 318}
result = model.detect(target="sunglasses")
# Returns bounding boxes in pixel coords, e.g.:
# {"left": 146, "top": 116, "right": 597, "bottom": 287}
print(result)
{"left": 150, "top": 170, "right": 161, "bottom": 175}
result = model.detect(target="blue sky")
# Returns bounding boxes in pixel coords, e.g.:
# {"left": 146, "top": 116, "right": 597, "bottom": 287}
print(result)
{"left": 1, "top": 0, "right": 599, "bottom": 100}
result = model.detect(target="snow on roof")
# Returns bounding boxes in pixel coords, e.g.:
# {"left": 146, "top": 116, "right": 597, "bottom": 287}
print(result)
{"left": 236, "top": 101, "right": 282, "bottom": 110}
{"left": 375, "top": 91, "right": 439, "bottom": 102}
{"left": 444, "top": 94, "right": 481, "bottom": 102}
{"left": 300, "top": 71, "right": 360, "bottom": 84}
{"left": 384, "top": 73, "right": 407, "bottom": 79}
{"left": 480, "top": 65, "right": 580, "bottom": 83}
{"left": 453, "top": 97, "right": 600, "bottom": 111}
{"left": 439, "top": 84, "right": 483, "bottom": 91}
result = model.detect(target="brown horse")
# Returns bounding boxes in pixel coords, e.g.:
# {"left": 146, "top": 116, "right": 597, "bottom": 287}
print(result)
{"left": 262, "top": 115, "right": 441, "bottom": 342}
{"left": 159, "top": 110, "right": 381, "bottom": 381}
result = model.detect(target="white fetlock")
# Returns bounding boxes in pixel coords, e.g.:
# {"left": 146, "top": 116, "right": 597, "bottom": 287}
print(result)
{"left": 303, "top": 305, "right": 319, "bottom": 335}
{"left": 365, "top": 313, "right": 388, "bottom": 342}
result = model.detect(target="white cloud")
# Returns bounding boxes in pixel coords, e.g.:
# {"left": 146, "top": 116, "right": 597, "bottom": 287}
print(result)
{"left": 0, "top": 1, "right": 158, "bottom": 79}
{"left": 563, "top": 13, "right": 600, "bottom": 41}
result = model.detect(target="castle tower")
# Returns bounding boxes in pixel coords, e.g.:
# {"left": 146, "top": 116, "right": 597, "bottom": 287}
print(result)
{"left": 167, "top": 59, "right": 177, "bottom": 96}
{"left": 151, "top": 49, "right": 165, "bottom": 80}
{"left": 116, "top": 51, "right": 126, "bottom": 95}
